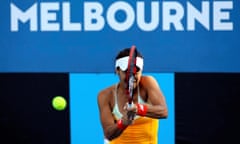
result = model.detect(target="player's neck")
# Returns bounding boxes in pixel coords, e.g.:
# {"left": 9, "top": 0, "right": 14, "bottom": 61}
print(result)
{"left": 117, "top": 82, "right": 138, "bottom": 100}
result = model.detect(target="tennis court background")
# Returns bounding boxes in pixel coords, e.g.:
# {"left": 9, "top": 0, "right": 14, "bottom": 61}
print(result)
{"left": 1, "top": 0, "right": 240, "bottom": 144}
{"left": 70, "top": 73, "right": 174, "bottom": 144}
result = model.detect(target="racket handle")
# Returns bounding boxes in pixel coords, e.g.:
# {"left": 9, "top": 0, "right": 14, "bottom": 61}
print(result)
{"left": 128, "top": 101, "right": 133, "bottom": 108}
{"left": 127, "top": 101, "right": 135, "bottom": 120}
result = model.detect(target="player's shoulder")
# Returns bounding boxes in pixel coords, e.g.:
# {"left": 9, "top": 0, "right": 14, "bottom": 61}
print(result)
{"left": 141, "top": 75, "right": 156, "bottom": 83}
{"left": 140, "top": 75, "right": 159, "bottom": 89}
{"left": 98, "top": 84, "right": 115, "bottom": 98}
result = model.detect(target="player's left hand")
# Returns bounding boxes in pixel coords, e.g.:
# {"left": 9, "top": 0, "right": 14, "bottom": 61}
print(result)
{"left": 124, "top": 102, "right": 137, "bottom": 120}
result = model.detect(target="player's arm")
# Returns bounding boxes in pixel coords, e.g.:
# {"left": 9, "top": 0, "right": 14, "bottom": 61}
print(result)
{"left": 97, "top": 89, "right": 132, "bottom": 141}
{"left": 138, "top": 76, "right": 168, "bottom": 119}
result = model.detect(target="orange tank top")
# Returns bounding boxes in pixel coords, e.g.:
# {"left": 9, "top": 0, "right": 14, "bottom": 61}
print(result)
{"left": 109, "top": 84, "right": 159, "bottom": 144}
{"left": 109, "top": 117, "right": 159, "bottom": 144}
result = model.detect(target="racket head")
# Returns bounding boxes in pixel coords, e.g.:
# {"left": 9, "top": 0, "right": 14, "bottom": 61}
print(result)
{"left": 125, "top": 45, "right": 137, "bottom": 104}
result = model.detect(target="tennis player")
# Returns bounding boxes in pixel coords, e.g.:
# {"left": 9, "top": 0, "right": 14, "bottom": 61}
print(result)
{"left": 97, "top": 47, "right": 168, "bottom": 144}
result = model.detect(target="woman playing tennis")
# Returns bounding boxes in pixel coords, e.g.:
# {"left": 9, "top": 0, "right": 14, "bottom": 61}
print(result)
{"left": 97, "top": 46, "right": 168, "bottom": 144}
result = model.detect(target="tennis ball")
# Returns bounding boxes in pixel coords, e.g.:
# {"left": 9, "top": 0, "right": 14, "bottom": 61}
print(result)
{"left": 52, "top": 96, "right": 67, "bottom": 111}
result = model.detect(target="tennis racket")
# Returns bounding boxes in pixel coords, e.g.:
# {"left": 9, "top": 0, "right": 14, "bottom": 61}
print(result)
{"left": 125, "top": 45, "right": 137, "bottom": 119}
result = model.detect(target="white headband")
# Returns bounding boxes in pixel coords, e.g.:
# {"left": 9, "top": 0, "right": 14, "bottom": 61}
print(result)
{"left": 115, "top": 56, "right": 144, "bottom": 71}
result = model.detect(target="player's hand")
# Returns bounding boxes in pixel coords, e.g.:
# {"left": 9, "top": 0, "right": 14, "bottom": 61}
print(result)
{"left": 121, "top": 114, "right": 134, "bottom": 126}
{"left": 123, "top": 102, "right": 137, "bottom": 120}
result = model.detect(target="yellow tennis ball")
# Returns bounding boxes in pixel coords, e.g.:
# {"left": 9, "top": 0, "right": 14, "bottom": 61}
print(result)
{"left": 52, "top": 96, "right": 67, "bottom": 111}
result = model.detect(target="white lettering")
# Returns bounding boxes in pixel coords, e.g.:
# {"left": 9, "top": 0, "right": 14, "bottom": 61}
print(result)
{"left": 107, "top": 1, "right": 134, "bottom": 31}
{"left": 11, "top": 3, "right": 37, "bottom": 31}
{"left": 213, "top": 1, "right": 233, "bottom": 31}
{"left": 187, "top": 2, "right": 210, "bottom": 31}
{"left": 137, "top": 2, "right": 159, "bottom": 31}
{"left": 10, "top": 1, "right": 234, "bottom": 32}
{"left": 84, "top": 2, "right": 104, "bottom": 31}
{"left": 163, "top": 2, "right": 184, "bottom": 31}
{"left": 40, "top": 2, "right": 60, "bottom": 31}
{"left": 63, "top": 2, "right": 81, "bottom": 31}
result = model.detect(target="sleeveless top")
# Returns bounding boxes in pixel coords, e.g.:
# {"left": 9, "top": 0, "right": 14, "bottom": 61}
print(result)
{"left": 108, "top": 84, "right": 159, "bottom": 144}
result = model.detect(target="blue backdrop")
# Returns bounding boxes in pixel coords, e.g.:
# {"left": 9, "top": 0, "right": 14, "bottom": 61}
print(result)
{"left": 1, "top": 0, "right": 240, "bottom": 73}
{"left": 70, "top": 73, "right": 174, "bottom": 144}
{"left": 1, "top": 1, "right": 237, "bottom": 143}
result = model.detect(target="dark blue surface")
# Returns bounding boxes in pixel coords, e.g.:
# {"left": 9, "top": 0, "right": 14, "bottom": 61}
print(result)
{"left": 1, "top": 0, "right": 239, "bottom": 72}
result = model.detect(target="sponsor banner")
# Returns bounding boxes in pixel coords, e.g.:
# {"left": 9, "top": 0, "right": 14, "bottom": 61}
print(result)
{"left": 0, "top": 0, "right": 239, "bottom": 72}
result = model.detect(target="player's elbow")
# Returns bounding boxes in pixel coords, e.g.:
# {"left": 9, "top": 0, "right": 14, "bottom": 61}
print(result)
{"left": 105, "top": 132, "right": 112, "bottom": 141}
{"left": 105, "top": 135, "right": 113, "bottom": 141}
{"left": 162, "top": 110, "right": 168, "bottom": 119}
{"left": 105, "top": 134, "right": 118, "bottom": 141}
{"left": 157, "top": 108, "right": 168, "bottom": 119}
{"left": 105, "top": 131, "right": 118, "bottom": 141}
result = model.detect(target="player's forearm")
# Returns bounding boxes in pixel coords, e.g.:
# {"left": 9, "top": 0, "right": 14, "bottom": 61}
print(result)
{"left": 105, "top": 125, "right": 123, "bottom": 141}
{"left": 105, "top": 118, "right": 130, "bottom": 140}
{"left": 137, "top": 104, "right": 168, "bottom": 119}
{"left": 147, "top": 105, "right": 168, "bottom": 119}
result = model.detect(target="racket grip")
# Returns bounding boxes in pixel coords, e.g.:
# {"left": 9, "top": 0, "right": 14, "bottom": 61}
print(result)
{"left": 128, "top": 101, "right": 133, "bottom": 108}
{"left": 127, "top": 111, "right": 135, "bottom": 120}
{"left": 127, "top": 101, "right": 135, "bottom": 120}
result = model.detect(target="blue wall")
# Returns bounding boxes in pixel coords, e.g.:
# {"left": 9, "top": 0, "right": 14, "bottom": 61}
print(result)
{"left": 70, "top": 73, "right": 174, "bottom": 144}
{"left": 1, "top": 1, "right": 239, "bottom": 143}
{"left": 1, "top": 0, "right": 240, "bottom": 72}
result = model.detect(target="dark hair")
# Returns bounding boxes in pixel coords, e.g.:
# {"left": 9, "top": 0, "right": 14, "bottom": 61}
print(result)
{"left": 115, "top": 47, "right": 143, "bottom": 60}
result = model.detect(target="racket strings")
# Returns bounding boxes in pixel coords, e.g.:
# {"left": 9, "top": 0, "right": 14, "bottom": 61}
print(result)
{"left": 125, "top": 45, "right": 137, "bottom": 106}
